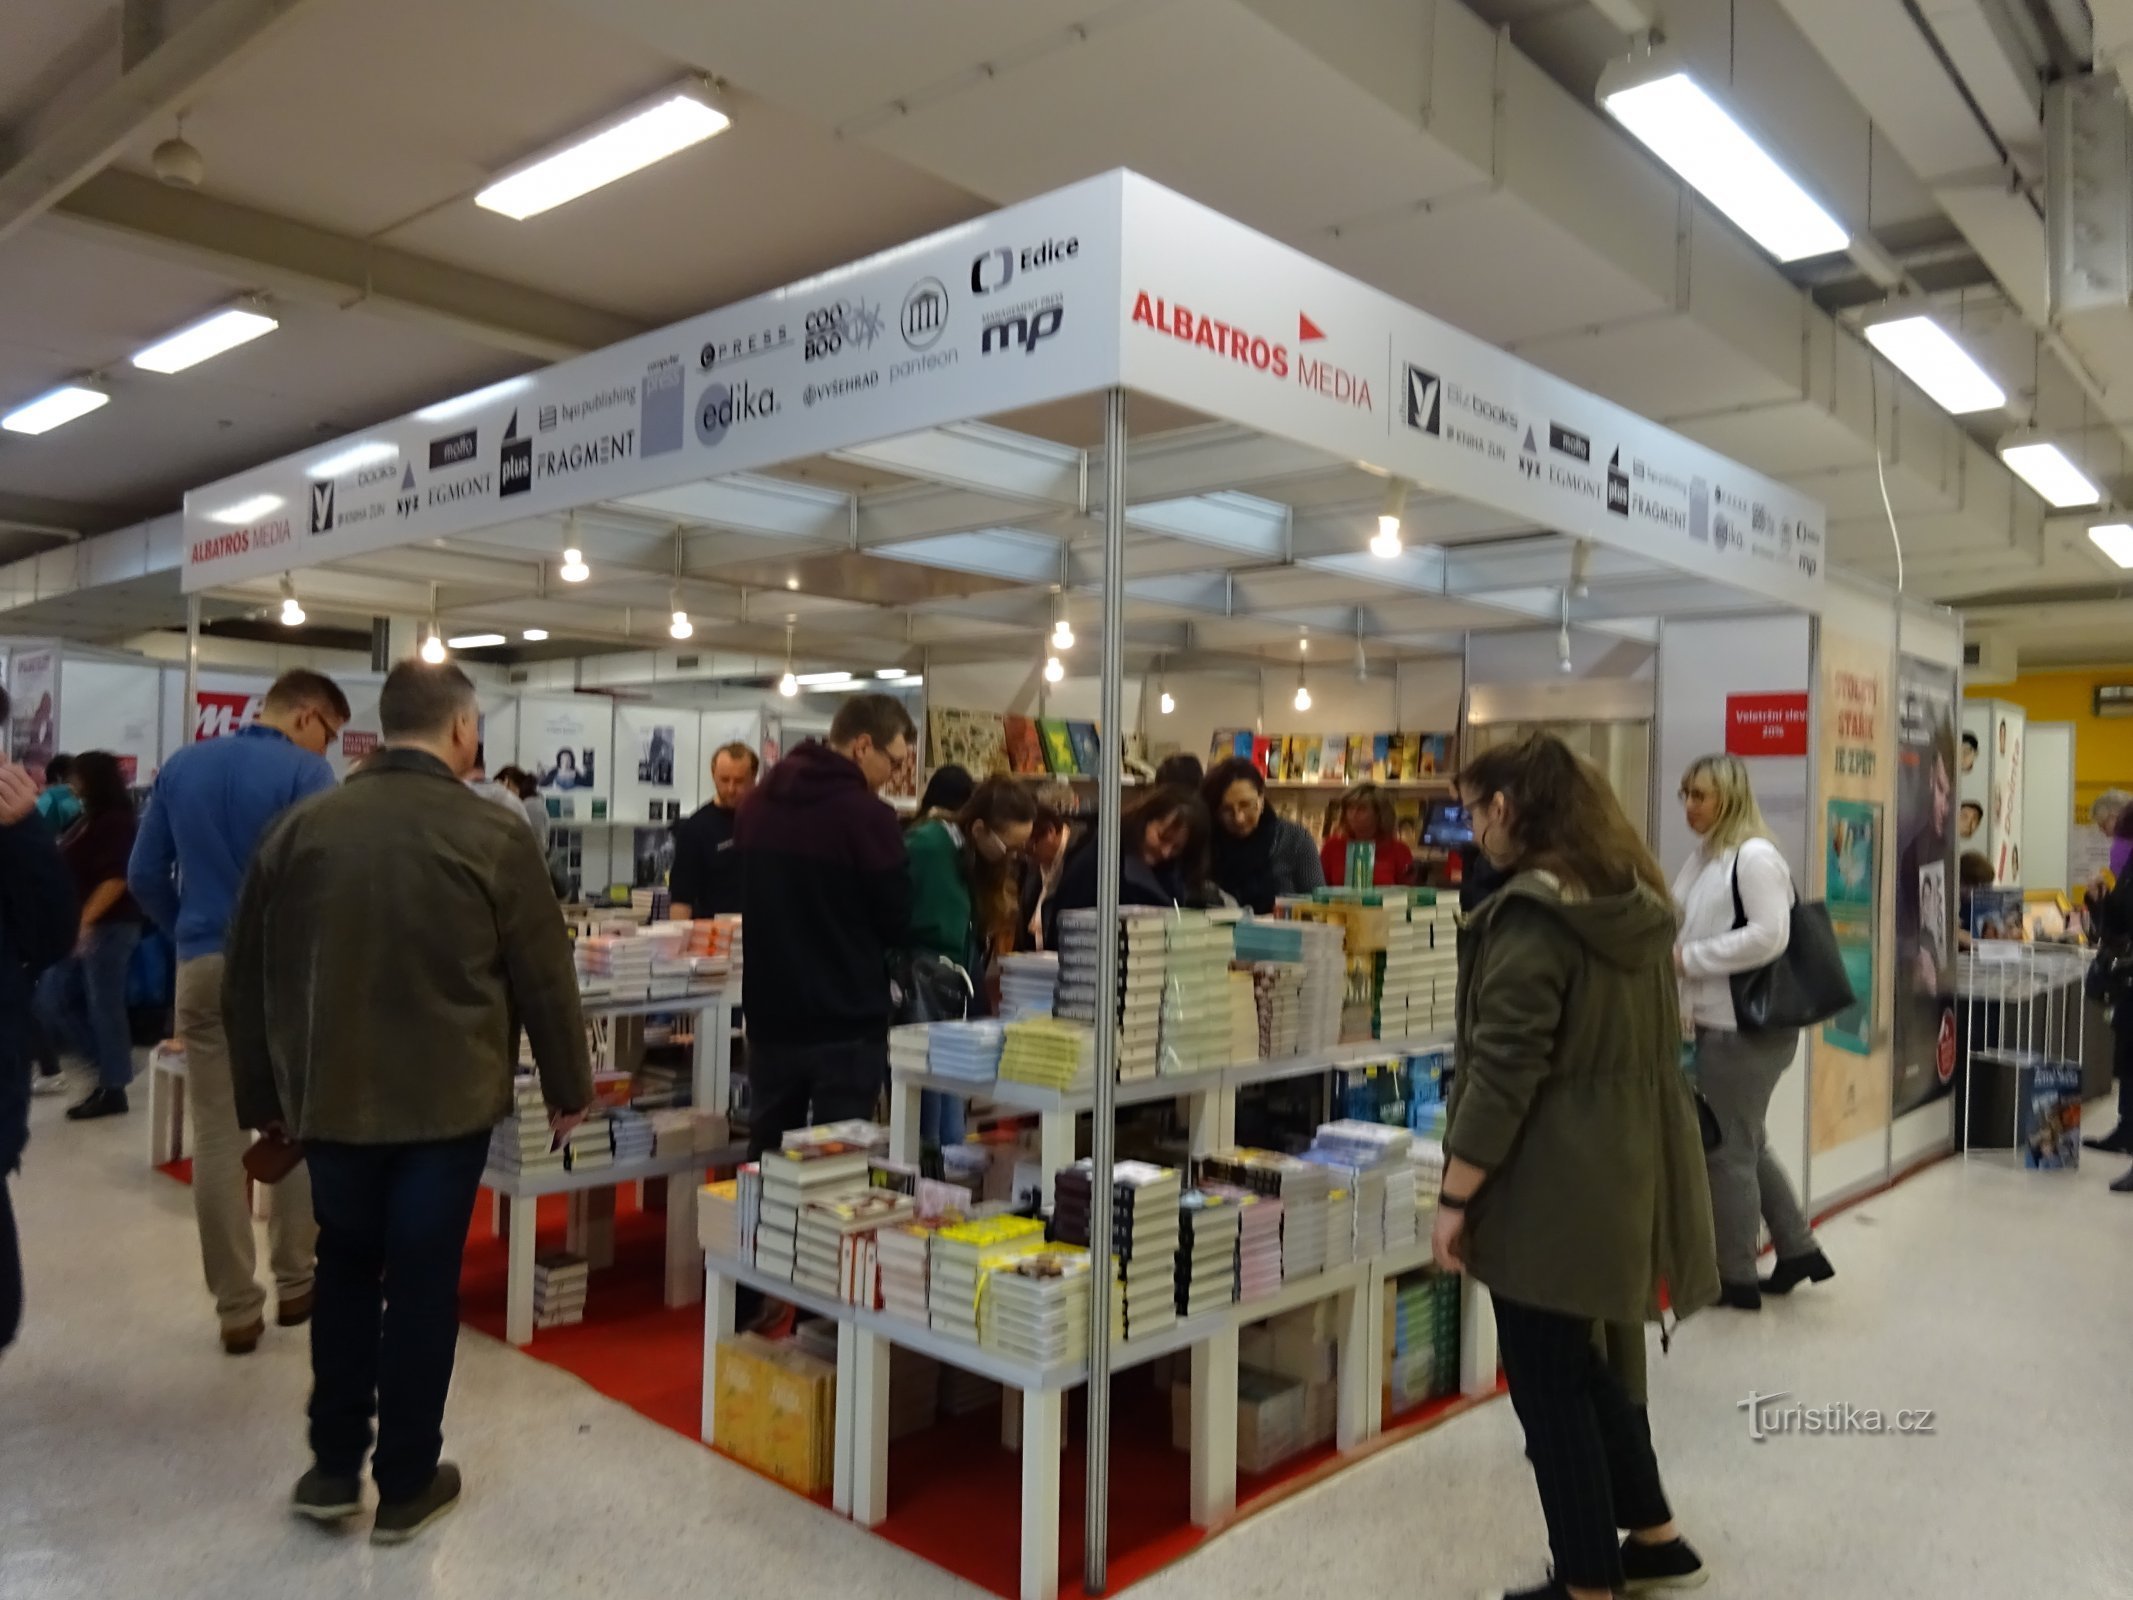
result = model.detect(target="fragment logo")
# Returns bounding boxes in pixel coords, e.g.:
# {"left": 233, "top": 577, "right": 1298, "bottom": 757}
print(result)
{"left": 971, "top": 236, "right": 1080, "bottom": 296}
{"left": 901, "top": 278, "right": 949, "bottom": 351}
{"left": 980, "top": 303, "right": 1064, "bottom": 357}
{"left": 803, "top": 299, "right": 884, "bottom": 362}
{"left": 1404, "top": 366, "right": 1442, "bottom": 436}
{"left": 309, "top": 481, "right": 335, "bottom": 534}
{"left": 500, "top": 411, "right": 532, "bottom": 498}
{"left": 695, "top": 381, "right": 779, "bottom": 448}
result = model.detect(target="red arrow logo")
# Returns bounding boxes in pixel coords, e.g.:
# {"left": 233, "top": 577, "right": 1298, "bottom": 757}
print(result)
{"left": 1299, "top": 313, "right": 1326, "bottom": 342}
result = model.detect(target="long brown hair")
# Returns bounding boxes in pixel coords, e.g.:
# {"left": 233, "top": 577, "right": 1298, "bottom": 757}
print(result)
{"left": 956, "top": 776, "right": 1040, "bottom": 946}
{"left": 1459, "top": 733, "right": 1666, "bottom": 899}
{"left": 1337, "top": 781, "right": 1397, "bottom": 840}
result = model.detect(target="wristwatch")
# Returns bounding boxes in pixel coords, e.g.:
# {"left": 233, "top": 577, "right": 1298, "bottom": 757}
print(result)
{"left": 1437, "top": 1190, "right": 1470, "bottom": 1212}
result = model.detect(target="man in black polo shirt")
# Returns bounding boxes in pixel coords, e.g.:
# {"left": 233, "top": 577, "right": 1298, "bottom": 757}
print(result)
{"left": 669, "top": 742, "right": 759, "bottom": 919}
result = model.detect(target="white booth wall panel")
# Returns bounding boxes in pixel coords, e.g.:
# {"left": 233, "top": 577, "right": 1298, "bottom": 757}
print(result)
{"left": 1898, "top": 602, "right": 1963, "bottom": 669}
{"left": 59, "top": 659, "right": 162, "bottom": 781}
{"left": 481, "top": 700, "right": 520, "bottom": 783}
{"left": 1810, "top": 1126, "right": 1892, "bottom": 1210}
{"left": 1654, "top": 615, "right": 1813, "bottom": 878}
{"left": 2020, "top": 722, "right": 2074, "bottom": 896}
{"left": 1466, "top": 631, "right": 1656, "bottom": 685}
{"left": 613, "top": 704, "right": 703, "bottom": 824}
{"left": 1890, "top": 1098, "right": 1954, "bottom": 1176}
{"left": 518, "top": 696, "right": 616, "bottom": 804}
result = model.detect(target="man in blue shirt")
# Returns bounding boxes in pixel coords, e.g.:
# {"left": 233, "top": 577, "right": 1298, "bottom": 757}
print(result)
{"left": 129, "top": 670, "right": 349, "bottom": 1354}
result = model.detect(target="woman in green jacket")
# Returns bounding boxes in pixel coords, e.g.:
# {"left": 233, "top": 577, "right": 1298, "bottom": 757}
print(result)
{"left": 1438, "top": 734, "right": 1719, "bottom": 1600}
{"left": 905, "top": 776, "right": 1038, "bottom": 1152}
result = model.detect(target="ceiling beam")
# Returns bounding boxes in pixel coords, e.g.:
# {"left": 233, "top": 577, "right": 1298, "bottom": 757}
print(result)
{"left": 0, "top": 0, "right": 319, "bottom": 246}
{"left": 49, "top": 168, "right": 644, "bottom": 361}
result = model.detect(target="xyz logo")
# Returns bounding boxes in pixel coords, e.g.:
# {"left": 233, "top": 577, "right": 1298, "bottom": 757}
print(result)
{"left": 1404, "top": 366, "right": 1442, "bottom": 436}
{"left": 980, "top": 306, "right": 1064, "bottom": 357}
{"left": 395, "top": 463, "right": 419, "bottom": 517}
{"left": 309, "top": 481, "right": 335, "bottom": 534}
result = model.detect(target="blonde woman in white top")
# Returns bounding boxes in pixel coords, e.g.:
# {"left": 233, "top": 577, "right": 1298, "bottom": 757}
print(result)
{"left": 1672, "top": 754, "right": 1832, "bottom": 1312}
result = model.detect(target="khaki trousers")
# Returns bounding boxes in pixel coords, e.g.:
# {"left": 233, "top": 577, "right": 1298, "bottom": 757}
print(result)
{"left": 177, "top": 955, "right": 316, "bottom": 1330}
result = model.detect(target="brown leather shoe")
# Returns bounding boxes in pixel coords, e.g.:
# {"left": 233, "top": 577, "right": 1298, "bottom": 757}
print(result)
{"left": 222, "top": 1318, "right": 265, "bottom": 1355}
{"left": 277, "top": 1289, "right": 315, "bottom": 1328}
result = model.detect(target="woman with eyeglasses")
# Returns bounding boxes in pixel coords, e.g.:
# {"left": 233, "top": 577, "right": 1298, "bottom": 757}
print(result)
{"left": 904, "top": 775, "right": 1039, "bottom": 1152}
{"left": 1672, "top": 753, "right": 1831, "bottom": 1311}
{"left": 1043, "top": 784, "right": 1211, "bottom": 947}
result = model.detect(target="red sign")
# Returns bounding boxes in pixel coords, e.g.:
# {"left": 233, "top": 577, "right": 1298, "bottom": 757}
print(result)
{"left": 1726, "top": 692, "right": 1810, "bottom": 757}
{"left": 194, "top": 690, "right": 263, "bottom": 742}
{"left": 341, "top": 730, "right": 380, "bottom": 761}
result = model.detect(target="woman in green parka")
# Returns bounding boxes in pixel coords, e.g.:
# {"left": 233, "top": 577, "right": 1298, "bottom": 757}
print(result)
{"left": 1436, "top": 734, "right": 1719, "bottom": 1600}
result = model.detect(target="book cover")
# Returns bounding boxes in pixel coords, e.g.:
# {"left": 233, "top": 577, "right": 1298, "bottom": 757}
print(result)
{"left": 1416, "top": 733, "right": 1453, "bottom": 777}
{"left": 1038, "top": 719, "right": 1078, "bottom": 775}
{"left": 1303, "top": 736, "right": 1324, "bottom": 781}
{"left": 1067, "top": 721, "right": 1101, "bottom": 774}
{"left": 1347, "top": 734, "right": 1373, "bottom": 780}
{"left": 1003, "top": 715, "right": 1046, "bottom": 775}
{"left": 1397, "top": 734, "right": 1424, "bottom": 780}
{"left": 1251, "top": 735, "right": 1276, "bottom": 777}
{"left": 928, "top": 708, "right": 1008, "bottom": 775}
{"left": 1286, "top": 735, "right": 1309, "bottom": 781}
{"left": 1372, "top": 734, "right": 1391, "bottom": 781}
{"left": 1209, "top": 728, "right": 1250, "bottom": 766}
{"left": 1322, "top": 737, "right": 1348, "bottom": 785}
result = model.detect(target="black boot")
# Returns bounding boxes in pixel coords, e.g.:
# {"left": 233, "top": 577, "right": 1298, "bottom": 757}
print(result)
{"left": 2111, "top": 1167, "right": 2133, "bottom": 1194}
{"left": 1760, "top": 1248, "right": 1836, "bottom": 1296}
{"left": 1716, "top": 1279, "right": 1761, "bottom": 1311}
{"left": 2083, "top": 1124, "right": 2133, "bottom": 1154}
{"left": 64, "top": 1087, "right": 129, "bottom": 1121}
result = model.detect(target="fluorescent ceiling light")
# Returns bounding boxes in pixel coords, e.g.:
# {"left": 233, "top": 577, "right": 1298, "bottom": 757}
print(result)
{"left": 795, "top": 670, "right": 854, "bottom": 687}
{"left": 413, "top": 376, "right": 532, "bottom": 424}
{"left": 208, "top": 493, "right": 284, "bottom": 525}
{"left": 130, "top": 307, "right": 277, "bottom": 374}
{"left": 875, "top": 668, "right": 907, "bottom": 679}
{"left": 2000, "top": 441, "right": 2101, "bottom": 508}
{"left": 1863, "top": 317, "right": 2005, "bottom": 415}
{"left": 307, "top": 441, "right": 398, "bottom": 479}
{"left": 2088, "top": 523, "right": 2133, "bottom": 569}
{"left": 476, "top": 90, "right": 731, "bottom": 221}
{"left": 522, "top": 628, "right": 550, "bottom": 642}
{"left": 447, "top": 633, "right": 508, "bottom": 649}
{"left": 3, "top": 384, "right": 108, "bottom": 435}
{"left": 1600, "top": 69, "right": 1848, "bottom": 262}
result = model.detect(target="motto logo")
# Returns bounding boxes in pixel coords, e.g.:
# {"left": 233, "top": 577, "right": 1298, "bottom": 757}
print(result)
{"left": 1404, "top": 366, "right": 1442, "bottom": 436}
{"left": 695, "top": 381, "right": 778, "bottom": 448}
{"left": 901, "top": 278, "right": 948, "bottom": 350}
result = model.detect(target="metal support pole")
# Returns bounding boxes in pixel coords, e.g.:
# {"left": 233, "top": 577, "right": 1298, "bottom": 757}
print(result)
{"left": 183, "top": 594, "right": 202, "bottom": 748}
{"left": 1084, "top": 387, "right": 1127, "bottom": 1594}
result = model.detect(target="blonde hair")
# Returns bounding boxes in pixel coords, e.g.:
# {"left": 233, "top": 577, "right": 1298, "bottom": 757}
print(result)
{"left": 1682, "top": 753, "right": 1773, "bottom": 853}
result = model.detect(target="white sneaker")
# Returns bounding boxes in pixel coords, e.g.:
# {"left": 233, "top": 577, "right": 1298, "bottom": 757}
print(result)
{"left": 30, "top": 1073, "right": 68, "bottom": 1097}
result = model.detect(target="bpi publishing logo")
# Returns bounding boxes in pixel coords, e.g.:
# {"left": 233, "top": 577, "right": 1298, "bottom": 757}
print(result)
{"left": 901, "top": 278, "right": 948, "bottom": 350}
{"left": 500, "top": 411, "right": 532, "bottom": 498}
{"left": 1404, "top": 366, "right": 1442, "bottom": 436}
{"left": 309, "top": 480, "right": 335, "bottom": 534}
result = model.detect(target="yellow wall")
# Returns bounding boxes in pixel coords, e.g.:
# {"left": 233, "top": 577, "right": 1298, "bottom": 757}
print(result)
{"left": 1968, "top": 668, "right": 2133, "bottom": 813}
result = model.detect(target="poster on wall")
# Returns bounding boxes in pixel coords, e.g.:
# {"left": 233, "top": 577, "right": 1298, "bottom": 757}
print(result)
{"left": 1810, "top": 631, "right": 1894, "bottom": 1155}
{"left": 1960, "top": 702, "right": 2025, "bottom": 884}
{"left": 194, "top": 688, "right": 264, "bottom": 741}
{"left": 9, "top": 649, "right": 58, "bottom": 771}
{"left": 1892, "top": 659, "right": 1959, "bottom": 1117}
{"left": 635, "top": 723, "right": 676, "bottom": 787}
{"left": 523, "top": 699, "right": 609, "bottom": 799}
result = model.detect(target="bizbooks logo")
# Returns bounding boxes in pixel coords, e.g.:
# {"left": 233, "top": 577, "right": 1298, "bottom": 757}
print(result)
{"left": 309, "top": 480, "right": 335, "bottom": 534}
{"left": 500, "top": 411, "right": 532, "bottom": 498}
{"left": 1404, "top": 366, "right": 1442, "bottom": 435}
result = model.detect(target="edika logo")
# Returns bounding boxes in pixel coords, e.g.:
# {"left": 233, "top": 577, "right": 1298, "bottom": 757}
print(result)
{"left": 500, "top": 411, "right": 532, "bottom": 498}
{"left": 980, "top": 305, "right": 1064, "bottom": 357}
{"left": 695, "top": 381, "right": 778, "bottom": 449}
{"left": 396, "top": 463, "right": 419, "bottom": 517}
{"left": 309, "top": 480, "right": 335, "bottom": 534}
{"left": 1404, "top": 366, "right": 1442, "bottom": 436}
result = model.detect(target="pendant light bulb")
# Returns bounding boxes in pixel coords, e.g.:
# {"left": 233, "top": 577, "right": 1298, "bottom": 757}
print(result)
{"left": 778, "top": 670, "right": 799, "bottom": 697}
{"left": 1293, "top": 679, "right": 1312, "bottom": 712}
{"left": 1051, "top": 617, "right": 1074, "bottom": 651}
{"left": 669, "top": 609, "right": 693, "bottom": 640}
{"left": 1160, "top": 689, "right": 1175, "bottom": 715}
{"left": 420, "top": 631, "right": 447, "bottom": 665}
{"left": 1370, "top": 518, "right": 1403, "bottom": 559}
{"left": 1044, "top": 654, "right": 1065, "bottom": 684}
{"left": 560, "top": 546, "right": 590, "bottom": 583}
{"left": 278, "top": 576, "right": 304, "bottom": 628}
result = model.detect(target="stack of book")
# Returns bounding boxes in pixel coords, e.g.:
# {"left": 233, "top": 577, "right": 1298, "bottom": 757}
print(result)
{"left": 1230, "top": 1191, "right": 1285, "bottom": 1301}
{"left": 928, "top": 1216, "right": 1047, "bottom": 1343}
{"left": 576, "top": 935, "right": 656, "bottom": 1001}
{"left": 1227, "top": 969, "right": 1260, "bottom": 1063}
{"left": 998, "top": 953, "right": 1060, "bottom": 1021}
{"left": 1199, "top": 1149, "right": 1332, "bottom": 1282}
{"left": 489, "top": 1078, "right": 562, "bottom": 1176}
{"left": 877, "top": 1222, "right": 933, "bottom": 1324}
{"left": 756, "top": 1137, "right": 876, "bottom": 1283}
{"left": 925, "top": 1021, "right": 1005, "bottom": 1084}
{"left": 734, "top": 1163, "right": 760, "bottom": 1264}
{"left": 1052, "top": 1160, "right": 1181, "bottom": 1342}
{"left": 796, "top": 1190, "right": 914, "bottom": 1306}
{"left": 562, "top": 1113, "right": 612, "bottom": 1173}
{"left": 980, "top": 1246, "right": 1092, "bottom": 1365}
{"left": 889, "top": 1024, "right": 933, "bottom": 1080}
{"left": 697, "top": 1177, "right": 745, "bottom": 1259}
{"left": 1054, "top": 910, "right": 1163, "bottom": 1082}
{"left": 1323, "top": 1184, "right": 1356, "bottom": 1269}
{"left": 610, "top": 1108, "right": 654, "bottom": 1164}
{"left": 1159, "top": 912, "right": 1235, "bottom": 1076}
{"left": 1176, "top": 1189, "right": 1242, "bottom": 1315}
{"left": 1239, "top": 916, "right": 1344, "bottom": 1051}
{"left": 532, "top": 1251, "right": 589, "bottom": 1328}
{"left": 997, "top": 1017, "right": 1096, "bottom": 1091}
{"left": 1386, "top": 1268, "right": 1462, "bottom": 1411}
{"left": 1239, "top": 960, "right": 1307, "bottom": 1059}
{"left": 1305, "top": 1120, "right": 1419, "bottom": 1256}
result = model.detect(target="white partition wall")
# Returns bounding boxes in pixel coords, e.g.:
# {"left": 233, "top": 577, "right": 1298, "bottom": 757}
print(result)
{"left": 614, "top": 703, "right": 703, "bottom": 823}
{"left": 58, "top": 656, "right": 163, "bottom": 783}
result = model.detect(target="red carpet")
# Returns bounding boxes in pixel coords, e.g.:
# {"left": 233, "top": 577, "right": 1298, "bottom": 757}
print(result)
{"left": 154, "top": 1159, "right": 1485, "bottom": 1597}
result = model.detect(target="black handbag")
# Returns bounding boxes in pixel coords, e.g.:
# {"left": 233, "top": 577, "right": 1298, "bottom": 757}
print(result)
{"left": 891, "top": 950, "right": 974, "bottom": 1025}
{"left": 1728, "top": 852, "right": 1856, "bottom": 1033}
{"left": 2086, "top": 942, "right": 2133, "bottom": 1010}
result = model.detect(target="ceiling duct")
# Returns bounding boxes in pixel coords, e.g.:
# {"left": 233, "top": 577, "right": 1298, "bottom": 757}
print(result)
{"left": 2046, "top": 75, "right": 2133, "bottom": 383}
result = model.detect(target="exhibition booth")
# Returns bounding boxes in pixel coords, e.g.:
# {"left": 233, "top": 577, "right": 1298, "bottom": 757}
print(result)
{"left": 153, "top": 171, "right": 1962, "bottom": 1597}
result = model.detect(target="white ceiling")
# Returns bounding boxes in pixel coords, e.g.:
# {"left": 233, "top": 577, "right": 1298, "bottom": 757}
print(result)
{"left": 0, "top": 0, "right": 2126, "bottom": 668}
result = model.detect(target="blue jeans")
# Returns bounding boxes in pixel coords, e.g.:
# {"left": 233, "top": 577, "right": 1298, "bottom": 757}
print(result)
{"left": 35, "top": 922, "right": 141, "bottom": 1090}
{"left": 304, "top": 1132, "right": 490, "bottom": 1501}
{"left": 918, "top": 1089, "right": 966, "bottom": 1152}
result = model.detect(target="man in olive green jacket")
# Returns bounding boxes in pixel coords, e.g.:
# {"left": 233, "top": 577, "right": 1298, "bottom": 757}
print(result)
{"left": 224, "top": 660, "right": 591, "bottom": 1545}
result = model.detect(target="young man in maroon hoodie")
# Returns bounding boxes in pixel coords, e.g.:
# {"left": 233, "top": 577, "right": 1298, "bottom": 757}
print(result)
{"left": 735, "top": 693, "right": 914, "bottom": 1157}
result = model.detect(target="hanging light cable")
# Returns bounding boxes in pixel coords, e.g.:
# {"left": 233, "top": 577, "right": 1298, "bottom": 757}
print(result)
{"left": 779, "top": 619, "right": 798, "bottom": 697}
{"left": 1294, "top": 631, "right": 1312, "bottom": 711}
{"left": 1158, "top": 653, "right": 1174, "bottom": 715}
{"left": 668, "top": 528, "right": 692, "bottom": 638}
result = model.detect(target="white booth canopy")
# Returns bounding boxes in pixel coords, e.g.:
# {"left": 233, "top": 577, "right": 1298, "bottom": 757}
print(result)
{"left": 181, "top": 171, "right": 1829, "bottom": 667}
